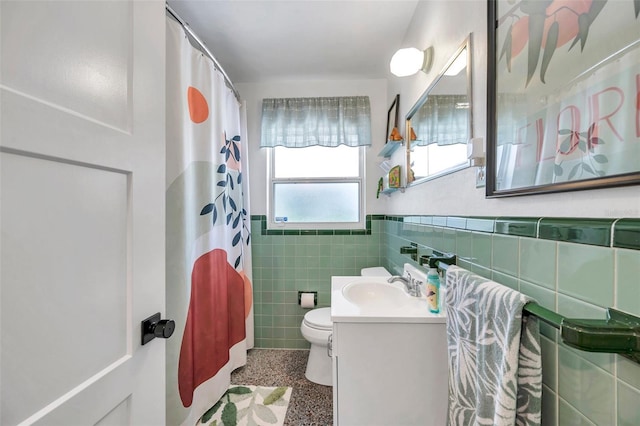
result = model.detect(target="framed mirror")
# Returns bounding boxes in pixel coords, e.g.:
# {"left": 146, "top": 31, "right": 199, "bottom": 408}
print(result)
{"left": 486, "top": 0, "right": 640, "bottom": 197}
{"left": 406, "top": 35, "right": 473, "bottom": 186}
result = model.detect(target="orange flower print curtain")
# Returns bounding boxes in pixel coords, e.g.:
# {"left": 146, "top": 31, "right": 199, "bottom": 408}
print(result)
{"left": 165, "top": 18, "right": 253, "bottom": 426}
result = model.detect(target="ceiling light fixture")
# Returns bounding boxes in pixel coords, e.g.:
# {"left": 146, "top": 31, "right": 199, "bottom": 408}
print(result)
{"left": 389, "top": 46, "right": 434, "bottom": 77}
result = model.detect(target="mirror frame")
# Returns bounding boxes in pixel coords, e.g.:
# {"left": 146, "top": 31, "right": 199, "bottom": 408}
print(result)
{"left": 486, "top": 0, "right": 640, "bottom": 197}
{"left": 405, "top": 34, "right": 473, "bottom": 187}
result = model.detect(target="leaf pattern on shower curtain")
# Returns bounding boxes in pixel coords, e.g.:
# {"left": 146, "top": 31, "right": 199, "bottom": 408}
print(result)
{"left": 199, "top": 132, "right": 251, "bottom": 270}
{"left": 445, "top": 266, "right": 542, "bottom": 426}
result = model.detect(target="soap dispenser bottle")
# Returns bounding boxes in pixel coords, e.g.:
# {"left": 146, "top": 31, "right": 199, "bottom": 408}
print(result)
{"left": 426, "top": 258, "right": 440, "bottom": 314}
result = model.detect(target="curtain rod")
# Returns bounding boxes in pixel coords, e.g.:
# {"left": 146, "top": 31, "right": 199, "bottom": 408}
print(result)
{"left": 166, "top": 3, "right": 241, "bottom": 102}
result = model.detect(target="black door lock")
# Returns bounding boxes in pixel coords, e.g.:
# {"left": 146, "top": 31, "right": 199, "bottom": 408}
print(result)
{"left": 141, "top": 312, "right": 175, "bottom": 345}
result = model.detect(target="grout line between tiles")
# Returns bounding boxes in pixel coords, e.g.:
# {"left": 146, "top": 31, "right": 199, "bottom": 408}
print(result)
{"left": 610, "top": 218, "right": 621, "bottom": 248}
{"left": 556, "top": 394, "right": 598, "bottom": 426}
{"left": 536, "top": 217, "right": 543, "bottom": 239}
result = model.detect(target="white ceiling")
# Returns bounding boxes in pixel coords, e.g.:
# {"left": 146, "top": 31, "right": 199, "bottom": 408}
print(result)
{"left": 166, "top": 0, "right": 420, "bottom": 84}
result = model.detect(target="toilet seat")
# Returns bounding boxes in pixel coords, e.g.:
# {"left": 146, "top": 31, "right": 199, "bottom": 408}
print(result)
{"left": 303, "top": 307, "right": 332, "bottom": 331}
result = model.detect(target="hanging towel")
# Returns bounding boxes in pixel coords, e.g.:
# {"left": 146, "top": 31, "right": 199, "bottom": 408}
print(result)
{"left": 445, "top": 266, "right": 542, "bottom": 426}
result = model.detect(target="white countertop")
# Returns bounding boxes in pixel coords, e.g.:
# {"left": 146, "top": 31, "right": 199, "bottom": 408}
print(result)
{"left": 331, "top": 276, "right": 446, "bottom": 324}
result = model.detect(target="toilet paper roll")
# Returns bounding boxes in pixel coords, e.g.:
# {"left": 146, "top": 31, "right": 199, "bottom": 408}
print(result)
{"left": 300, "top": 293, "right": 316, "bottom": 309}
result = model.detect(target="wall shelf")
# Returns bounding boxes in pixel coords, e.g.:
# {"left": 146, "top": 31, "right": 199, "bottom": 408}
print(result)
{"left": 378, "top": 141, "right": 403, "bottom": 158}
{"left": 379, "top": 187, "right": 404, "bottom": 196}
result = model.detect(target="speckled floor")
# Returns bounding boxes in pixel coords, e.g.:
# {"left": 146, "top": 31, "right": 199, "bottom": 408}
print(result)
{"left": 230, "top": 349, "right": 333, "bottom": 426}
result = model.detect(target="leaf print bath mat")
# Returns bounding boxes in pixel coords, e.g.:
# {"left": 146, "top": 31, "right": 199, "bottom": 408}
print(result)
{"left": 197, "top": 385, "right": 292, "bottom": 426}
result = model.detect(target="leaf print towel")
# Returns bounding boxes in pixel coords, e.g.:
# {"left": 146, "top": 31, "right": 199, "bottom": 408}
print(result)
{"left": 445, "top": 266, "right": 542, "bottom": 426}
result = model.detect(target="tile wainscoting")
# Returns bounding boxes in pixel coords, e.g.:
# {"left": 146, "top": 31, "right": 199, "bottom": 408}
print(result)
{"left": 250, "top": 215, "right": 384, "bottom": 349}
{"left": 250, "top": 215, "right": 640, "bottom": 426}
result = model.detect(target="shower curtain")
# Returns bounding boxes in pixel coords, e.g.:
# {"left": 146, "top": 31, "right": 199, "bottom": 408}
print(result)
{"left": 165, "top": 17, "right": 254, "bottom": 426}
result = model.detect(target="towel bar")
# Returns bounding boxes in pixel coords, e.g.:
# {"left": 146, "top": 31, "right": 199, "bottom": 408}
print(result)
{"left": 435, "top": 260, "right": 640, "bottom": 364}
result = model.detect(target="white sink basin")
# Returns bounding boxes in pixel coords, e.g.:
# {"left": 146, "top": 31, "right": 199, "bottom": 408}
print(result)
{"left": 332, "top": 276, "right": 445, "bottom": 323}
{"left": 341, "top": 281, "right": 410, "bottom": 308}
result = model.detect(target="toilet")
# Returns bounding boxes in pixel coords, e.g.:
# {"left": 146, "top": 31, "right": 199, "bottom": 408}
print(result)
{"left": 300, "top": 266, "right": 392, "bottom": 386}
{"left": 300, "top": 307, "right": 333, "bottom": 386}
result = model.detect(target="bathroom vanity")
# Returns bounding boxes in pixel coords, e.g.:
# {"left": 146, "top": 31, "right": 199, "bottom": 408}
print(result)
{"left": 330, "top": 275, "right": 448, "bottom": 426}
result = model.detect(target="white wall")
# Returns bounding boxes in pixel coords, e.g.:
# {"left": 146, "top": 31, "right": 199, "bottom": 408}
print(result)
{"left": 238, "top": 78, "right": 393, "bottom": 216}
{"left": 386, "top": 0, "right": 640, "bottom": 218}
{"left": 240, "top": 0, "right": 640, "bottom": 220}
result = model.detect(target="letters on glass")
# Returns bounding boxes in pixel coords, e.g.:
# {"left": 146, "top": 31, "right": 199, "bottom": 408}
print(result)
{"left": 486, "top": 0, "right": 640, "bottom": 197}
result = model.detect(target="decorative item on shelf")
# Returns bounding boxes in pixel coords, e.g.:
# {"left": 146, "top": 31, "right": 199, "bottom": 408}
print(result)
{"left": 409, "top": 127, "right": 417, "bottom": 141}
{"left": 376, "top": 177, "right": 384, "bottom": 199}
{"left": 408, "top": 127, "right": 418, "bottom": 149}
{"left": 388, "top": 126, "right": 403, "bottom": 142}
{"left": 388, "top": 165, "right": 401, "bottom": 188}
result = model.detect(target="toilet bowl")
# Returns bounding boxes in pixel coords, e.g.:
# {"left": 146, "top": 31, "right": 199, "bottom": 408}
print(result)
{"left": 300, "top": 266, "right": 392, "bottom": 386}
{"left": 300, "top": 307, "right": 333, "bottom": 386}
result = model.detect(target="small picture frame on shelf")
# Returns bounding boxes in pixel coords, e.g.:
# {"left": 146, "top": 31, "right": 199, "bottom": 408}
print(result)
{"left": 388, "top": 165, "right": 401, "bottom": 188}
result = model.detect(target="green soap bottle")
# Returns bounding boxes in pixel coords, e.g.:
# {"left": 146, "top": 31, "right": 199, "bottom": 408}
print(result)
{"left": 426, "top": 267, "right": 440, "bottom": 314}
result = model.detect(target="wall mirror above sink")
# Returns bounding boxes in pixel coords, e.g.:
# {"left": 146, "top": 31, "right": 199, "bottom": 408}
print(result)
{"left": 405, "top": 34, "right": 473, "bottom": 186}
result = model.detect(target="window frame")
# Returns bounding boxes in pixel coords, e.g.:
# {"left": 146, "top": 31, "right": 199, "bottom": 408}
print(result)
{"left": 267, "top": 146, "right": 366, "bottom": 230}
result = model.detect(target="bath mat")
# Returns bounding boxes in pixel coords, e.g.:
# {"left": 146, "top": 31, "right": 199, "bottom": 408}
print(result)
{"left": 196, "top": 385, "right": 292, "bottom": 426}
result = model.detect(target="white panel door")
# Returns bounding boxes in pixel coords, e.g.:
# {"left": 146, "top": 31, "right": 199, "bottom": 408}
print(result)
{"left": 0, "top": 1, "right": 166, "bottom": 425}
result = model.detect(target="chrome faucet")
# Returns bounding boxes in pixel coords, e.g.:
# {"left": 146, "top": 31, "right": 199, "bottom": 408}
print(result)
{"left": 388, "top": 273, "right": 422, "bottom": 297}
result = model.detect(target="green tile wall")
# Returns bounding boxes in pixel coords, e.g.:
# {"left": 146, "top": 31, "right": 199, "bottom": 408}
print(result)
{"left": 618, "top": 381, "right": 640, "bottom": 426}
{"left": 250, "top": 214, "right": 640, "bottom": 424}
{"left": 376, "top": 215, "right": 640, "bottom": 426}
{"left": 250, "top": 216, "right": 383, "bottom": 348}
{"left": 616, "top": 249, "right": 640, "bottom": 315}
{"left": 542, "top": 385, "right": 559, "bottom": 426}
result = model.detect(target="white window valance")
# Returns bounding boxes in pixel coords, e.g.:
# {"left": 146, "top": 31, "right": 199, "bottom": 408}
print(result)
{"left": 413, "top": 95, "right": 469, "bottom": 146}
{"left": 260, "top": 96, "right": 371, "bottom": 148}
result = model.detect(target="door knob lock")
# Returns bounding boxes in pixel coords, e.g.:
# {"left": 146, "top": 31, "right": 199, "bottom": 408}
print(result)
{"left": 141, "top": 312, "right": 175, "bottom": 345}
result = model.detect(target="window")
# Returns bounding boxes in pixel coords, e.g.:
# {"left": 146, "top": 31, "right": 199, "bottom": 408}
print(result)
{"left": 261, "top": 96, "right": 371, "bottom": 229}
{"left": 269, "top": 145, "right": 365, "bottom": 229}
{"left": 411, "top": 143, "right": 468, "bottom": 177}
